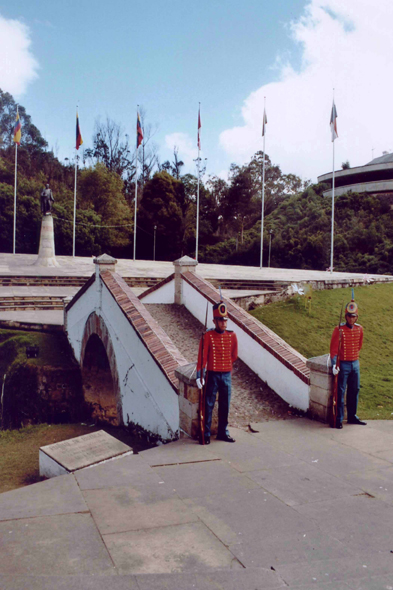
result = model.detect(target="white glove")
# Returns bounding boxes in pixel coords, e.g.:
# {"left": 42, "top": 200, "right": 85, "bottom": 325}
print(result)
{"left": 196, "top": 377, "right": 205, "bottom": 389}
{"left": 332, "top": 365, "right": 340, "bottom": 376}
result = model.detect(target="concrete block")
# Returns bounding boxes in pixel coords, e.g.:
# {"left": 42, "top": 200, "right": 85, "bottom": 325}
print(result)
{"left": 39, "top": 430, "right": 131, "bottom": 478}
{"left": 179, "top": 396, "right": 198, "bottom": 421}
{"left": 183, "top": 383, "right": 200, "bottom": 404}
{"left": 309, "top": 384, "right": 331, "bottom": 407}
{"left": 309, "top": 400, "right": 330, "bottom": 422}
{"left": 309, "top": 371, "right": 332, "bottom": 390}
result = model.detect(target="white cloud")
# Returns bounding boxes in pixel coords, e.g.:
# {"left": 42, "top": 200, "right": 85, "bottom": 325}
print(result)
{"left": 0, "top": 14, "right": 39, "bottom": 96}
{"left": 219, "top": 0, "right": 393, "bottom": 182}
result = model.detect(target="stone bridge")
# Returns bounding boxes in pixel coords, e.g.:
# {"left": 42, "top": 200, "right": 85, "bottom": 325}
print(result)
{"left": 65, "top": 255, "right": 334, "bottom": 441}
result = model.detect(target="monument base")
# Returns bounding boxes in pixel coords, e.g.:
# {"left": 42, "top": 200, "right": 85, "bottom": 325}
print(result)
{"left": 34, "top": 214, "right": 60, "bottom": 267}
{"left": 39, "top": 430, "right": 132, "bottom": 478}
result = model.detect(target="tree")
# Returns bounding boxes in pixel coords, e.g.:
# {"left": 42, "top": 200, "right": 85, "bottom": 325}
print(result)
{"left": 0, "top": 89, "right": 47, "bottom": 150}
{"left": 161, "top": 147, "right": 184, "bottom": 179}
{"left": 137, "top": 171, "right": 188, "bottom": 260}
{"left": 78, "top": 163, "right": 133, "bottom": 254}
{"left": 84, "top": 116, "right": 134, "bottom": 179}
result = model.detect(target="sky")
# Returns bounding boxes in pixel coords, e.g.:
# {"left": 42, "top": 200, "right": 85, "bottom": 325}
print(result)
{"left": 1, "top": 0, "right": 393, "bottom": 183}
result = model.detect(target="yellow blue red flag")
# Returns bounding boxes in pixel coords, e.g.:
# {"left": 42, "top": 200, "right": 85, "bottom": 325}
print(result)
{"left": 13, "top": 110, "right": 22, "bottom": 146}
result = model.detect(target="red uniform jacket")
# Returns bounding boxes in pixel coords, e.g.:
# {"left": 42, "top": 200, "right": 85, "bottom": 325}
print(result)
{"left": 197, "top": 329, "right": 238, "bottom": 376}
{"left": 330, "top": 323, "right": 363, "bottom": 362}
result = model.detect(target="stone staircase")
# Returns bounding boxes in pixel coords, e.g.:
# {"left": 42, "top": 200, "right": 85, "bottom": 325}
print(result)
{"left": 0, "top": 296, "right": 65, "bottom": 311}
{"left": 0, "top": 276, "right": 162, "bottom": 289}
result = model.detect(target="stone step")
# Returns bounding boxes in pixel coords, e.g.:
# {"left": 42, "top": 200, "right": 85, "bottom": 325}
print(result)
{"left": 0, "top": 297, "right": 64, "bottom": 311}
{"left": 0, "top": 276, "right": 162, "bottom": 289}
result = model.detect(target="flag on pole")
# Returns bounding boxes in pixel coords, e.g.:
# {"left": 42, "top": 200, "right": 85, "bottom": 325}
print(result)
{"left": 330, "top": 101, "right": 338, "bottom": 142}
{"left": 137, "top": 112, "right": 143, "bottom": 148}
{"left": 76, "top": 111, "right": 83, "bottom": 150}
{"left": 197, "top": 106, "right": 201, "bottom": 150}
{"left": 13, "top": 110, "right": 22, "bottom": 146}
{"left": 262, "top": 109, "right": 267, "bottom": 137}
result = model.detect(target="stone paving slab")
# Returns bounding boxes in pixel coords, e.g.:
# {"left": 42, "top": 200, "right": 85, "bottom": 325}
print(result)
{"left": 0, "top": 474, "right": 87, "bottom": 521}
{"left": 103, "top": 522, "right": 243, "bottom": 575}
{"left": 275, "top": 552, "right": 393, "bottom": 587}
{"left": 0, "top": 514, "right": 116, "bottom": 576}
{"left": 293, "top": 494, "right": 393, "bottom": 553}
{"left": 229, "top": 528, "right": 353, "bottom": 570}
{"left": 153, "top": 459, "right": 258, "bottom": 499}
{"left": 75, "top": 453, "right": 160, "bottom": 490}
{"left": 251, "top": 420, "right": 393, "bottom": 476}
{"left": 140, "top": 436, "right": 222, "bottom": 466}
{"left": 247, "top": 461, "right": 360, "bottom": 506}
{"left": 203, "top": 435, "right": 303, "bottom": 473}
{"left": 134, "top": 568, "right": 286, "bottom": 589}
{"left": 343, "top": 466, "right": 393, "bottom": 505}
{"left": 83, "top": 487, "right": 199, "bottom": 535}
{"left": 185, "top": 487, "right": 317, "bottom": 547}
{"left": 0, "top": 575, "right": 139, "bottom": 590}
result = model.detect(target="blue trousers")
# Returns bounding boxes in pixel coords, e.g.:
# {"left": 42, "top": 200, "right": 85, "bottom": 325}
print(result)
{"left": 204, "top": 371, "right": 231, "bottom": 438}
{"left": 337, "top": 360, "right": 360, "bottom": 424}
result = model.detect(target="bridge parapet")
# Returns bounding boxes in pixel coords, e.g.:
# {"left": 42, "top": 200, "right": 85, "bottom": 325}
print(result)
{"left": 65, "top": 263, "right": 189, "bottom": 440}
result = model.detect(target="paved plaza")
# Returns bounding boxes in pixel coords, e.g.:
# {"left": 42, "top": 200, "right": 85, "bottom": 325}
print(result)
{"left": 1, "top": 252, "right": 391, "bottom": 282}
{"left": 1, "top": 418, "right": 393, "bottom": 588}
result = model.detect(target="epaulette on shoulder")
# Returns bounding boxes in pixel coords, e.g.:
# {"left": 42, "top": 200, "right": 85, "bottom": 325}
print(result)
{"left": 206, "top": 328, "right": 215, "bottom": 333}
{"left": 226, "top": 329, "right": 234, "bottom": 333}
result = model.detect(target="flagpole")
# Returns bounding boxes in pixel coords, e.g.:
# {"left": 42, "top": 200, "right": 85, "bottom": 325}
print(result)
{"left": 330, "top": 139, "right": 335, "bottom": 274}
{"left": 330, "top": 91, "right": 337, "bottom": 274}
{"left": 196, "top": 103, "right": 201, "bottom": 262}
{"left": 260, "top": 97, "right": 266, "bottom": 269}
{"left": 134, "top": 106, "right": 139, "bottom": 262}
{"left": 13, "top": 142, "right": 17, "bottom": 255}
{"left": 12, "top": 105, "right": 21, "bottom": 254}
{"left": 73, "top": 148, "right": 77, "bottom": 257}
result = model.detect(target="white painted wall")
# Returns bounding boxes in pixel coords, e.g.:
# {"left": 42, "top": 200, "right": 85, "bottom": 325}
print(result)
{"left": 182, "top": 279, "right": 309, "bottom": 411}
{"left": 140, "top": 279, "right": 175, "bottom": 304}
{"left": 66, "top": 278, "right": 179, "bottom": 440}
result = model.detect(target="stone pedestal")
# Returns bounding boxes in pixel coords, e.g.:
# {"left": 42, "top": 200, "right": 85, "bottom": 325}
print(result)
{"left": 39, "top": 430, "right": 132, "bottom": 478}
{"left": 93, "top": 253, "right": 118, "bottom": 274}
{"left": 173, "top": 255, "right": 197, "bottom": 305}
{"left": 175, "top": 362, "right": 218, "bottom": 438}
{"left": 306, "top": 354, "right": 333, "bottom": 423}
{"left": 34, "top": 214, "right": 59, "bottom": 267}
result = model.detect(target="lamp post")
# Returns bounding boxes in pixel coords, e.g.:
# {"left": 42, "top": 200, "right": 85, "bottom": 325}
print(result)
{"left": 153, "top": 225, "right": 157, "bottom": 261}
{"left": 268, "top": 229, "right": 273, "bottom": 268}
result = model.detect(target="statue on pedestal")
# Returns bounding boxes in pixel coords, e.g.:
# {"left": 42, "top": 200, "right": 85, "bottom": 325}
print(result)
{"left": 40, "top": 183, "right": 54, "bottom": 216}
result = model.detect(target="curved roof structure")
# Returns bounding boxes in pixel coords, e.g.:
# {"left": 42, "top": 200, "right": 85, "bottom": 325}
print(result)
{"left": 318, "top": 153, "right": 393, "bottom": 197}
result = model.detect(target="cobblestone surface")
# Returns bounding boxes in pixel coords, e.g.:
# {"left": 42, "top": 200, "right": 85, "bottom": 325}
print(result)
{"left": 146, "top": 304, "right": 296, "bottom": 430}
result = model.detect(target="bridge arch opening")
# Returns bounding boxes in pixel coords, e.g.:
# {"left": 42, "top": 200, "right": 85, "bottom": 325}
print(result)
{"left": 82, "top": 333, "right": 119, "bottom": 426}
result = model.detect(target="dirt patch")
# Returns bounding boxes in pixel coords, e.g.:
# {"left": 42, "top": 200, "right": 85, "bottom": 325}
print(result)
{"left": 146, "top": 304, "right": 297, "bottom": 430}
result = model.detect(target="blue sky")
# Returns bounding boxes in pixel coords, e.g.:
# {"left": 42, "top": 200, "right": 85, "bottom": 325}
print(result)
{"left": 1, "top": 0, "right": 393, "bottom": 182}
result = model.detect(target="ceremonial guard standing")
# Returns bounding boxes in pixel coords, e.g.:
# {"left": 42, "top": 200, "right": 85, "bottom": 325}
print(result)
{"left": 330, "top": 295, "right": 366, "bottom": 429}
{"left": 196, "top": 302, "right": 238, "bottom": 444}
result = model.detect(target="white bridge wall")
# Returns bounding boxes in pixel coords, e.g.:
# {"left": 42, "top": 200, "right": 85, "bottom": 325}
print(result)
{"left": 66, "top": 277, "right": 179, "bottom": 440}
{"left": 182, "top": 280, "right": 309, "bottom": 412}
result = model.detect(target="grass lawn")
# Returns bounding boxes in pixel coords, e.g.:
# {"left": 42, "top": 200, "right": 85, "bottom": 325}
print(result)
{"left": 250, "top": 282, "right": 393, "bottom": 420}
{"left": 0, "top": 423, "right": 155, "bottom": 495}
